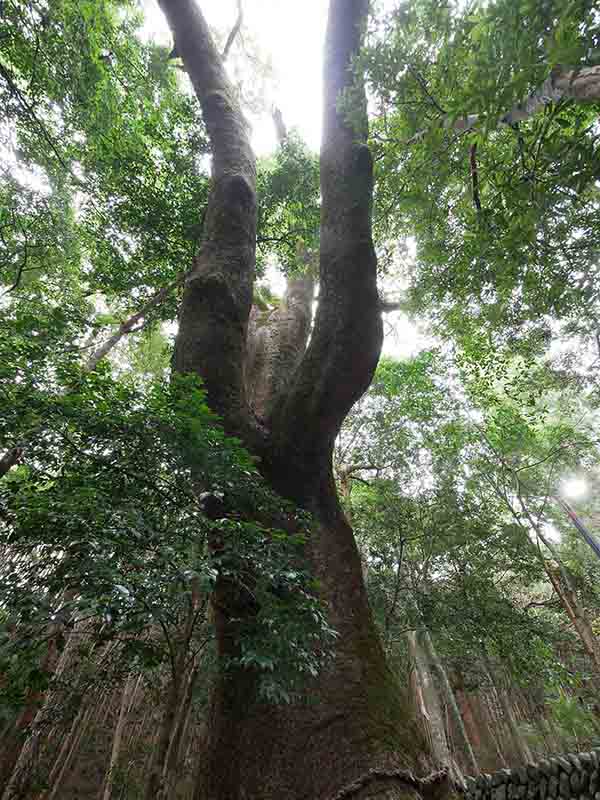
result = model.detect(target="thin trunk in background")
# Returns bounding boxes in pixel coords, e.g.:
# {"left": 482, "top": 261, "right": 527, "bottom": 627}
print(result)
{"left": 101, "top": 673, "right": 137, "bottom": 800}
{"left": 420, "top": 630, "right": 479, "bottom": 775}
{"left": 408, "top": 632, "right": 463, "bottom": 782}
{"left": 481, "top": 654, "right": 533, "bottom": 766}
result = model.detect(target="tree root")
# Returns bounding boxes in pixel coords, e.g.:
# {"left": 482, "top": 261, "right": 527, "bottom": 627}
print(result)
{"left": 330, "top": 766, "right": 454, "bottom": 800}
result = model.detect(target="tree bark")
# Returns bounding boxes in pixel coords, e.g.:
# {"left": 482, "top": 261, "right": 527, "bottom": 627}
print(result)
{"left": 144, "top": 677, "right": 182, "bottom": 800}
{"left": 247, "top": 273, "right": 314, "bottom": 419}
{"left": 409, "top": 64, "right": 600, "bottom": 144}
{"left": 1, "top": 640, "right": 115, "bottom": 800}
{"left": 545, "top": 563, "right": 600, "bottom": 677}
{"left": 45, "top": 703, "right": 95, "bottom": 800}
{"left": 0, "top": 598, "right": 75, "bottom": 795}
{"left": 198, "top": 485, "right": 431, "bottom": 800}
{"left": 100, "top": 673, "right": 136, "bottom": 800}
{"left": 511, "top": 499, "right": 600, "bottom": 683}
{"left": 481, "top": 655, "right": 532, "bottom": 766}
{"left": 269, "top": 1, "right": 383, "bottom": 492}
{"left": 161, "top": 665, "right": 200, "bottom": 797}
{"left": 524, "top": 512, "right": 600, "bottom": 679}
{"left": 158, "top": 0, "right": 257, "bottom": 442}
{"left": 454, "top": 676, "right": 507, "bottom": 771}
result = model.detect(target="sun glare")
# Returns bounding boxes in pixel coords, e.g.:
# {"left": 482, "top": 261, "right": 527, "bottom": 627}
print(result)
{"left": 560, "top": 477, "right": 588, "bottom": 500}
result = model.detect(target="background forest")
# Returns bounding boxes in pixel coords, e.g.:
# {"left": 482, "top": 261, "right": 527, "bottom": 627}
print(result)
{"left": 1, "top": 0, "right": 600, "bottom": 798}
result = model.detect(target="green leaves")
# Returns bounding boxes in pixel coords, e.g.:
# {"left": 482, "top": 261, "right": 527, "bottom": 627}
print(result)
{"left": 0, "top": 362, "right": 333, "bottom": 713}
{"left": 256, "top": 132, "right": 320, "bottom": 274}
{"left": 364, "top": 0, "right": 600, "bottom": 351}
{"left": 338, "top": 343, "right": 598, "bottom": 699}
{"left": 1, "top": 0, "right": 210, "bottom": 337}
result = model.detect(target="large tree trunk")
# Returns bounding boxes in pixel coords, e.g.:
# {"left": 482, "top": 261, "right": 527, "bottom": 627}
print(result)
{"left": 199, "top": 483, "right": 432, "bottom": 800}
{"left": 157, "top": 1, "right": 437, "bottom": 798}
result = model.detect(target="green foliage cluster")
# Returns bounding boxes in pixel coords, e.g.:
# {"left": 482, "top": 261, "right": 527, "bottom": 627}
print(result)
{"left": 0, "top": 336, "right": 333, "bottom": 720}
{"left": 1, "top": 0, "right": 210, "bottom": 319}
{"left": 257, "top": 131, "right": 320, "bottom": 274}
{"left": 364, "top": 0, "right": 600, "bottom": 347}
{"left": 339, "top": 346, "right": 600, "bottom": 725}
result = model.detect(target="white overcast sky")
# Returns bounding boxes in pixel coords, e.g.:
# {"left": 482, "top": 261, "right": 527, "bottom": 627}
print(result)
{"left": 141, "top": 0, "right": 327, "bottom": 153}
{"left": 141, "top": 0, "right": 425, "bottom": 358}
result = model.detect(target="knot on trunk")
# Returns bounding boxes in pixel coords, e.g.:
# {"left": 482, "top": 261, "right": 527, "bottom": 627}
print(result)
{"left": 185, "top": 270, "right": 239, "bottom": 320}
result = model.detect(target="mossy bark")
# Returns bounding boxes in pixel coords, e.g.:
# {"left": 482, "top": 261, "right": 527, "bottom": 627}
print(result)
{"left": 193, "top": 471, "right": 433, "bottom": 799}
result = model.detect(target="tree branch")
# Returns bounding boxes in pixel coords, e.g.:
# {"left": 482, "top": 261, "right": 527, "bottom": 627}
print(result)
{"left": 408, "top": 64, "right": 600, "bottom": 144}
{"left": 221, "top": 0, "right": 243, "bottom": 62}
{"left": 84, "top": 274, "right": 185, "bottom": 372}
{"left": 378, "top": 297, "right": 403, "bottom": 313}
{"left": 470, "top": 143, "right": 481, "bottom": 213}
{"left": 272, "top": 0, "right": 382, "bottom": 488}
{"left": 338, "top": 462, "right": 382, "bottom": 478}
{"left": 0, "top": 448, "right": 23, "bottom": 478}
{"left": 1, "top": 240, "right": 29, "bottom": 296}
{"left": 0, "top": 62, "right": 70, "bottom": 172}
{"left": 272, "top": 106, "right": 288, "bottom": 144}
{"left": 158, "top": 0, "right": 257, "bottom": 436}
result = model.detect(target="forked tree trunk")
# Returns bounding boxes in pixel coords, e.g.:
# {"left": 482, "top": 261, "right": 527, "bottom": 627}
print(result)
{"left": 156, "top": 1, "right": 437, "bottom": 798}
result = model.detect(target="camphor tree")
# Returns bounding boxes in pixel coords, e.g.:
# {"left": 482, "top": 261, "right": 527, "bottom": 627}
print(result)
{"left": 147, "top": 3, "right": 438, "bottom": 798}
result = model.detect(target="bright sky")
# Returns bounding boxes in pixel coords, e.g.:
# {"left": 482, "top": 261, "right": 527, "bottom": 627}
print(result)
{"left": 142, "top": 0, "right": 423, "bottom": 358}
{"left": 560, "top": 477, "right": 588, "bottom": 501}
{"left": 141, "top": 0, "right": 326, "bottom": 153}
